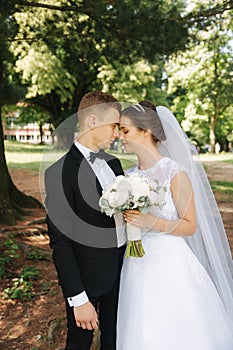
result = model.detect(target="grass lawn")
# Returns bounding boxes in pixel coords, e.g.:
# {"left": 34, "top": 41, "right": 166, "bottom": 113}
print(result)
{"left": 4, "top": 141, "right": 233, "bottom": 184}
{"left": 199, "top": 153, "right": 233, "bottom": 164}
{"left": 4, "top": 141, "right": 64, "bottom": 173}
{"left": 4, "top": 141, "right": 139, "bottom": 173}
{"left": 210, "top": 180, "right": 233, "bottom": 194}
{"left": 5, "top": 141, "right": 46, "bottom": 172}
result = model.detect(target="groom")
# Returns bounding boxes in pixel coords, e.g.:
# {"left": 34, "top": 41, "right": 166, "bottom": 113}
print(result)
{"left": 45, "top": 91, "right": 126, "bottom": 350}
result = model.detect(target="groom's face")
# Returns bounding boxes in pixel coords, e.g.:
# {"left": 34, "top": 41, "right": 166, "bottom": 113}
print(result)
{"left": 93, "top": 107, "right": 120, "bottom": 149}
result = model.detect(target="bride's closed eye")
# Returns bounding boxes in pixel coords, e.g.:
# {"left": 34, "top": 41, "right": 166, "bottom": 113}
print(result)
{"left": 120, "top": 128, "right": 129, "bottom": 134}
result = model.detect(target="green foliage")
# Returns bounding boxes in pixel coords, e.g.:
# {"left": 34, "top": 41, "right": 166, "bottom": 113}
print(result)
{"left": 97, "top": 60, "right": 168, "bottom": 104}
{"left": 26, "top": 247, "right": 45, "bottom": 261}
{"left": 1, "top": 233, "right": 40, "bottom": 300}
{"left": 14, "top": 104, "right": 50, "bottom": 126}
{"left": 21, "top": 265, "right": 40, "bottom": 280}
{"left": 3, "top": 237, "right": 20, "bottom": 259}
{"left": 40, "top": 282, "right": 51, "bottom": 295}
{"left": 166, "top": 9, "right": 233, "bottom": 150}
{"left": 0, "top": 255, "right": 11, "bottom": 279}
{"left": 0, "top": 234, "right": 19, "bottom": 279}
{"left": 7, "top": 0, "right": 189, "bottom": 127}
{"left": 3, "top": 265, "right": 40, "bottom": 300}
{"left": 3, "top": 277, "right": 34, "bottom": 300}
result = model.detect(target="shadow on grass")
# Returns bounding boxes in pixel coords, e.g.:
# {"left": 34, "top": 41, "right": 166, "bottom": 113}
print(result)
{"left": 7, "top": 162, "right": 41, "bottom": 173}
{"left": 210, "top": 180, "right": 233, "bottom": 193}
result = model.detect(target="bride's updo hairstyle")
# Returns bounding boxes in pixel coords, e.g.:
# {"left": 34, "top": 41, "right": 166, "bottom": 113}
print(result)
{"left": 121, "top": 100, "right": 166, "bottom": 145}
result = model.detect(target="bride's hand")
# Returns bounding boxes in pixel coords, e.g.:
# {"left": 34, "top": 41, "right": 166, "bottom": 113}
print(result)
{"left": 124, "top": 210, "right": 157, "bottom": 229}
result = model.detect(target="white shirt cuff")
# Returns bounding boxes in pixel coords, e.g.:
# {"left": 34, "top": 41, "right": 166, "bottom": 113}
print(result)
{"left": 67, "top": 291, "right": 89, "bottom": 307}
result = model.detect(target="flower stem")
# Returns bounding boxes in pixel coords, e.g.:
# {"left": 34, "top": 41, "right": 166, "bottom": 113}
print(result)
{"left": 125, "top": 240, "right": 145, "bottom": 258}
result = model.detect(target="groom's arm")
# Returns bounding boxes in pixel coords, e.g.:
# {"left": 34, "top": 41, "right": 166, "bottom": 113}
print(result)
{"left": 45, "top": 163, "right": 86, "bottom": 299}
{"left": 46, "top": 213, "right": 86, "bottom": 299}
{"left": 45, "top": 160, "right": 99, "bottom": 330}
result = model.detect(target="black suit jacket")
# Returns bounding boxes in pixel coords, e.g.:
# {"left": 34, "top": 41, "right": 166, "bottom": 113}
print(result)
{"left": 45, "top": 144, "right": 125, "bottom": 299}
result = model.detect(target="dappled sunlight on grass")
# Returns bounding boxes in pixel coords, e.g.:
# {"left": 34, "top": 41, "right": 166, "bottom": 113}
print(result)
{"left": 4, "top": 140, "right": 46, "bottom": 153}
{"left": 4, "top": 141, "right": 233, "bottom": 174}
{"left": 210, "top": 180, "right": 233, "bottom": 193}
{"left": 5, "top": 141, "right": 64, "bottom": 173}
{"left": 199, "top": 153, "right": 233, "bottom": 164}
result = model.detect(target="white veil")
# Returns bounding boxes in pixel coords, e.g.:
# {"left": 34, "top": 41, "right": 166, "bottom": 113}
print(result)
{"left": 156, "top": 106, "right": 233, "bottom": 321}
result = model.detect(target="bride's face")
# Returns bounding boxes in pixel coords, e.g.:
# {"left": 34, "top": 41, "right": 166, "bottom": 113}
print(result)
{"left": 120, "top": 115, "right": 146, "bottom": 153}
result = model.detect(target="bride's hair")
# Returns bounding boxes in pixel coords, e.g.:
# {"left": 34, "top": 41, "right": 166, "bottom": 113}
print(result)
{"left": 121, "top": 101, "right": 166, "bottom": 144}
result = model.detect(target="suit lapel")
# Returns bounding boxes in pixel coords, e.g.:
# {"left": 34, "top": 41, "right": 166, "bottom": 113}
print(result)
{"left": 69, "top": 144, "right": 102, "bottom": 192}
{"left": 69, "top": 144, "right": 124, "bottom": 196}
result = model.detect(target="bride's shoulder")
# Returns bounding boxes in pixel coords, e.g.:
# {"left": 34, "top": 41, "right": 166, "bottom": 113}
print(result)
{"left": 160, "top": 157, "right": 187, "bottom": 177}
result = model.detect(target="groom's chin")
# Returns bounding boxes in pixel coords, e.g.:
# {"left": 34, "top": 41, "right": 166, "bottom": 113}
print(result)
{"left": 98, "top": 142, "right": 110, "bottom": 150}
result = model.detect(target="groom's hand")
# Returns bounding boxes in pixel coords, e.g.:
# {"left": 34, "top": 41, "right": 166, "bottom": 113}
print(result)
{"left": 73, "top": 301, "right": 99, "bottom": 330}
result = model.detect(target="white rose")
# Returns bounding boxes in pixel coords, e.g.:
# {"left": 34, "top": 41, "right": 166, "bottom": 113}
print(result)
{"left": 113, "top": 175, "right": 125, "bottom": 185}
{"left": 149, "top": 189, "right": 166, "bottom": 206}
{"left": 114, "top": 178, "right": 131, "bottom": 205}
{"left": 129, "top": 175, "right": 150, "bottom": 199}
{"left": 107, "top": 192, "right": 121, "bottom": 208}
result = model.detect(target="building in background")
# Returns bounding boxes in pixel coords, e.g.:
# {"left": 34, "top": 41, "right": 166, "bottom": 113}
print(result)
{"left": 3, "top": 111, "right": 52, "bottom": 144}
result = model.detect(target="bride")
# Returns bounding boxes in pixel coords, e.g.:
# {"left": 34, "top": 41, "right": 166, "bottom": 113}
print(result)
{"left": 116, "top": 102, "right": 233, "bottom": 350}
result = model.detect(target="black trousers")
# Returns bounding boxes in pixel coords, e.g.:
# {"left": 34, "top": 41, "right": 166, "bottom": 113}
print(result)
{"left": 65, "top": 247, "right": 125, "bottom": 350}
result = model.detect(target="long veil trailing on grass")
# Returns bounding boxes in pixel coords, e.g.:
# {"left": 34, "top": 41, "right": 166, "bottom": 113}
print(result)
{"left": 156, "top": 106, "right": 233, "bottom": 325}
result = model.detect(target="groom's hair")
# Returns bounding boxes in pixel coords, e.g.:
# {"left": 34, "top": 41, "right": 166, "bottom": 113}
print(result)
{"left": 78, "top": 91, "right": 121, "bottom": 112}
{"left": 78, "top": 91, "right": 121, "bottom": 127}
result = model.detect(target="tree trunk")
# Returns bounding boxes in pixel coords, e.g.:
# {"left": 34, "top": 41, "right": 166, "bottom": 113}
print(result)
{"left": 39, "top": 120, "right": 43, "bottom": 144}
{"left": 0, "top": 106, "right": 41, "bottom": 225}
{"left": 209, "top": 114, "right": 216, "bottom": 153}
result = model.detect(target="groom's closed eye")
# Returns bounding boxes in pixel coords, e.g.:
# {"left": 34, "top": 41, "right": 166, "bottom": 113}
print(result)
{"left": 111, "top": 123, "right": 119, "bottom": 129}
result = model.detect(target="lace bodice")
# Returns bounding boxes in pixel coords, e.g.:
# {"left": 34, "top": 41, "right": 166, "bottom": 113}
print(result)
{"left": 126, "top": 157, "right": 186, "bottom": 227}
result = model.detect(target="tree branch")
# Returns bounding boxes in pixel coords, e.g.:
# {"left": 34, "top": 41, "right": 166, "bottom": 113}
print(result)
{"left": 13, "top": 0, "right": 80, "bottom": 12}
{"left": 165, "top": 0, "right": 233, "bottom": 21}
{"left": 2, "top": 0, "right": 231, "bottom": 44}
{"left": 13, "top": 0, "right": 233, "bottom": 20}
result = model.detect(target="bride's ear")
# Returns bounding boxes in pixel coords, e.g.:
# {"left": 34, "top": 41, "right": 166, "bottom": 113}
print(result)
{"left": 144, "top": 129, "right": 152, "bottom": 136}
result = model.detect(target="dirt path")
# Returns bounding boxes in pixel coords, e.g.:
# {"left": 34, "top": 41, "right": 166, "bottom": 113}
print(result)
{"left": 0, "top": 161, "right": 232, "bottom": 350}
{"left": 202, "top": 160, "right": 233, "bottom": 251}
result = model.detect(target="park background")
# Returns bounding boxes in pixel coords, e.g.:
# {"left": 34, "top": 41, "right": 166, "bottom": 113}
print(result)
{"left": 0, "top": 1, "right": 233, "bottom": 349}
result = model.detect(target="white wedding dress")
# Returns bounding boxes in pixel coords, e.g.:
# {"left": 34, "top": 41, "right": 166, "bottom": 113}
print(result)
{"left": 117, "top": 157, "right": 233, "bottom": 350}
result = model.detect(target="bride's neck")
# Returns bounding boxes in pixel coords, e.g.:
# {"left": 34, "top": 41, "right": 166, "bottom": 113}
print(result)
{"left": 137, "top": 145, "right": 162, "bottom": 170}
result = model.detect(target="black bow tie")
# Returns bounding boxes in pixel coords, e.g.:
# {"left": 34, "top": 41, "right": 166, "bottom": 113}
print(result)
{"left": 89, "top": 149, "right": 108, "bottom": 164}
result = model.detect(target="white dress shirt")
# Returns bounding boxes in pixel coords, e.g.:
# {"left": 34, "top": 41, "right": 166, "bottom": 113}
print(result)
{"left": 68, "top": 141, "right": 126, "bottom": 307}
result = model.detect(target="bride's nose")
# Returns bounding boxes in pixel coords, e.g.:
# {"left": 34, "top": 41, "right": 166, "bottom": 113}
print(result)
{"left": 113, "top": 126, "right": 120, "bottom": 138}
{"left": 119, "top": 131, "right": 124, "bottom": 140}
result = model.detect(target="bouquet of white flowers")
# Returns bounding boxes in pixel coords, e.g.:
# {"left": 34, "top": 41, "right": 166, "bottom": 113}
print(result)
{"left": 99, "top": 172, "right": 166, "bottom": 258}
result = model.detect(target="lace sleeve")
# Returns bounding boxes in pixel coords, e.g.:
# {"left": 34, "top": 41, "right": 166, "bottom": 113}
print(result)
{"left": 167, "top": 159, "right": 187, "bottom": 183}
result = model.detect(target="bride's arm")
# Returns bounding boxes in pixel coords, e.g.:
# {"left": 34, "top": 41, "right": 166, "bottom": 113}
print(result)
{"left": 124, "top": 171, "right": 197, "bottom": 236}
